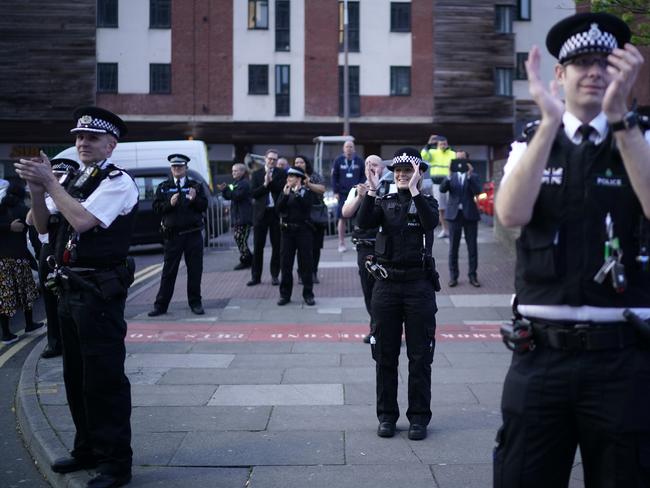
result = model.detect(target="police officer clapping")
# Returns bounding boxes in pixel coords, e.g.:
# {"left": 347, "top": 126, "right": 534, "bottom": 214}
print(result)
{"left": 276, "top": 167, "right": 316, "bottom": 306}
{"left": 357, "top": 147, "right": 440, "bottom": 441}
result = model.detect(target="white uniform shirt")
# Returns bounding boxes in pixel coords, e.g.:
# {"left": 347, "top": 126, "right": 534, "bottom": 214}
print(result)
{"left": 46, "top": 158, "right": 139, "bottom": 229}
{"left": 503, "top": 111, "right": 650, "bottom": 321}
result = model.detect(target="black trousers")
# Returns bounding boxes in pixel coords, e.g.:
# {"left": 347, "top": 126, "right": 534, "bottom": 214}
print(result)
{"left": 312, "top": 224, "right": 325, "bottom": 273}
{"left": 356, "top": 245, "right": 375, "bottom": 327}
{"left": 494, "top": 342, "right": 650, "bottom": 488}
{"left": 58, "top": 286, "right": 132, "bottom": 475}
{"left": 252, "top": 208, "right": 281, "bottom": 281}
{"left": 280, "top": 226, "right": 314, "bottom": 300}
{"left": 371, "top": 278, "right": 437, "bottom": 426}
{"left": 154, "top": 230, "right": 203, "bottom": 311}
{"left": 38, "top": 243, "right": 61, "bottom": 351}
{"left": 448, "top": 211, "right": 478, "bottom": 280}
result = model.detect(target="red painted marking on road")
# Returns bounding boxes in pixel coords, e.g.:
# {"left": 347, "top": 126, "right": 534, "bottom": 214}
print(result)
{"left": 125, "top": 323, "right": 502, "bottom": 343}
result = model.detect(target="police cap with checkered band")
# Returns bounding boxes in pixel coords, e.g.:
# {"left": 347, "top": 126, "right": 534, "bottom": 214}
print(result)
{"left": 387, "top": 147, "right": 428, "bottom": 172}
{"left": 70, "top": 106, "right": 128, "bottom": 140}
{"left": 546, "top": 12, "right": 631, "bottom": 64}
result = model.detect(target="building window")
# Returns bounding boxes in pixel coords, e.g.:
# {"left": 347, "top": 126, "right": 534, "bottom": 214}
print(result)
{"left": 517, "top": 0, "right": 531, "bottom": 21}
{"left": 248, "top": 0, "right": 269, "bottom": 29}
{"left": 150, "top": 64, "right": 171, "bottom": 94}
{"left": 339, "top": 66, "right": 360, "bottom": 117}
{"left": 495, "top": 5, "right": 514, "bottom": 34}
{"left": 275, "top": 0, "right": 290, "bottom": 51}
{"left": 97, "top": 0, "right": 118, "bottom": 28}
{"left": 495, "top": 68, "right": 513, "bottom": 96}
{"left": 97, "top": 63, "right": 118, "bottom": 93}
{"left": 338, "top": 1, "right": 359, "bottom": 52}
{"left": 248, "top": 65, "right": 268, "bottom": 94}
{"left": 515, "top": 53, "right": 528, "bottom": 80}
{"left": 150, "top": 0, "right": 171, "bottom": 28}
{"left": 275, "top": 65, "right": 290, "bottom": 116}
{"left": 390, "top": 66, "right": 411, "bottom": 96}
{"left": 390, "top": 3, "right": 411, "bottom": 32}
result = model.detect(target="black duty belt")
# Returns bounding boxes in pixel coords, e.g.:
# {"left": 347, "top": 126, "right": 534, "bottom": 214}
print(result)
{"left": 531, "top": 320, "right": 637, "bottom": 351}
{"left": 384, "top": 267, "right": 427, "bottom": 282}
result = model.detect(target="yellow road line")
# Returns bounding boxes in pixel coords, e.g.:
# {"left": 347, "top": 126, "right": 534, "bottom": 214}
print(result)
{"left": 0, "top": 329, "right": 46, "bottom": 368}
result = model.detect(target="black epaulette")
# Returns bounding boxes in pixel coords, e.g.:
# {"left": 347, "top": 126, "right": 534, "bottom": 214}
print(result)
{"left": 516, "top": 120, "right": 541, "bottom": 143}
{"left": 106, "top": 163, "right": 124, "bottom": 179}
{"left": 380, "top": 193, "right": 397, "bottom": 200}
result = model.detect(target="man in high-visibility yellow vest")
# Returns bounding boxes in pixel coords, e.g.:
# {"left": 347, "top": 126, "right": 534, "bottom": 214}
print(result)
{"left": 421, "top": 136, "right": 456, "bottom": 238}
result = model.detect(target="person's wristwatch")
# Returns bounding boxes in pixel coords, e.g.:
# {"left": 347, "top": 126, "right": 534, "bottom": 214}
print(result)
{"left": 611, "top": 110, "right": 639, "bottom": 132}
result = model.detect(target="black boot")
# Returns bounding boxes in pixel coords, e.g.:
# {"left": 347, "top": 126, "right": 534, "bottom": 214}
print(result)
{"left": 1, "top": 315, "right": 18, "bottom": 345}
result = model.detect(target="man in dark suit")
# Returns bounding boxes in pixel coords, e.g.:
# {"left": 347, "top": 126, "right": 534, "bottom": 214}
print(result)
{"left": 248, "top": 148, "right": 287, "bottom": 286}
{"left": 440, "top": 151, "right": 481, "bottom": 287}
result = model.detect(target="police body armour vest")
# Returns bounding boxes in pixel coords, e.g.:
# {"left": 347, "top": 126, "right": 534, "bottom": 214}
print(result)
{"left": 515, "top": 127, "right": 650, "bottom": 307}
{"left": 351, "top": 179, "right": 391, "bottom": 241}
{"left": 55, "top": 164, "right": 137, "bottom": 268}
{"left": 374, "top": 193, "right": 434, "bottom": 268}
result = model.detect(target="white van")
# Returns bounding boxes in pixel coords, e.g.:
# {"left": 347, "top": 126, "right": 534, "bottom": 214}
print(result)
{"left": 53, "top": 140, "right": 213, "bottom": 190}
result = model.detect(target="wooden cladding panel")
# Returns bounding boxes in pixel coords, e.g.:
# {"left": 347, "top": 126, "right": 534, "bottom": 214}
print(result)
{"left": 0, "top": 1, "right": 96, "bottom": 120}
{"left": 433, "top": 0, "right": 515, "bottom": 124}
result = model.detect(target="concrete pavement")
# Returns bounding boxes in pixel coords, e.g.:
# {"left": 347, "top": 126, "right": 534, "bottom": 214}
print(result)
{"left": 16, "top": 223, "right": 587, "bottom": 487}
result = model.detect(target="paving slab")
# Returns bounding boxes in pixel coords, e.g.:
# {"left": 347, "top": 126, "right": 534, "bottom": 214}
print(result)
{"left": 409, "top": 428, "right": 496, "bottom": 464}
{"left": 467, "top": 383, "right": 505, "bottom": 407}
{"left": 249, "top": 465, "right": 437, "bottom": 488}
{"left": 126, "top": 367, "right": 169, "bottom": 385}
{"left": 429, "top": 366, "right": 510, "bottom": 384}
{"left": 268, "top": 405, "right": 377, "bottom": 431}
{"left": 282, "top": 366, "right": 374, "bottom": 384}
{"left": 126, "top": 342, "right": 194, "bottom": 354}
{"left": 442, "top": 352, "right": 511, "bottom": 368}
{"left": 159, "top": 367, "right": 284, "bottom": 385}
{"left": 208, "top": 384, "right": 343, "bottom": 406}
{"left": 228, "top": 353, "right": 340, "bottom": 369}
{"left": 290, "top": 342, "right": 369, "bottom": 354}
{"left": 131, "top": 406, "right": 271, "bottom": 432}
{"left": 131, "top": 385, "right": 217, "bottom": 406}
{"left": 345, "top": 429, "right": 423, "bottom": 464}
{"left": 171, "top": 431, "right": 344, "bottom": 466}
{"left": 127, "top": 353, "right": 234, "bottom": 369}
{"left": 431, "top": 463, "right": 492, "bottom": 488}
{"left": 42, "top": 405, "right": 75, "bottom": 432}
{"left": 343, "top": 383, "right": 478, "bottom": 407}
{"left": 131, "top": 466, "right": 250, "bottom": 488}
{"left": 190, "top": 342, "right": 293, "bottom": 354}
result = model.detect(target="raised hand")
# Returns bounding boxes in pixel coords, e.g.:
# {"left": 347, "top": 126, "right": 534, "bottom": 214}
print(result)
{"left": 356, "top": 183, "right": 369, "bottom": 197}
{"left": 526, "top": 45, "right": 564, "bottom": 123}
{"left": 408, "top": 162, "right": 421, "bottom": 192}
{"left": 365, "top": 161, "right": 379, "bottom": 189}
{"left": 603, "top": 44, "right": 644, "bottom": 121}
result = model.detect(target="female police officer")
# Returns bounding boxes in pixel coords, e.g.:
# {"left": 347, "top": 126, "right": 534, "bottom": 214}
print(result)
{"left": 357, "top": 147, "right": 439, "bottom": 441}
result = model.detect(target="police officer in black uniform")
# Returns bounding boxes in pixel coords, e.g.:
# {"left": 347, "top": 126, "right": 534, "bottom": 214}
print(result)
{"left": 494, "top": 13, "right": 650, "bottom": 487}
{"left": 17, "top": 107, "right": 138, "bottom": 487}
{"left": 357, "top": 148, "right": 440, "bottom": 441}
{"left": 342, "top": 155, "right": 391, "bottom": 343}
{"left": 148, "top": 154, "right": 208, "bottom": 316}
{"left": 276, "top": 167, "right": 316, "bottom": 306}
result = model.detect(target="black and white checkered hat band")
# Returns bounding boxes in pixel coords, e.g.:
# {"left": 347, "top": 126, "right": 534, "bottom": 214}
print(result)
{"left": 392, "top": 154, "right": 422, "bottom": 166}
{"left": 70, "top": 118, "right": 121, "bottom": 138}
{"left": 559, "top": 24, "right": 618, "bottom": 61}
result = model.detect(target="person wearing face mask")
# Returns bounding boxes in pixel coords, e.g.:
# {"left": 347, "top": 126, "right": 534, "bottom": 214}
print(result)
{"left": 248, "top": 148, "right": 287, "bottom": 286}
{"left": 357, "top": 147, "right": 440, "bottom": 442}
{"left": 494, "top": 13, "right": 650, "bottom": 488}
{"left": 218, "top": 163, "right": 253, "bottom": 270}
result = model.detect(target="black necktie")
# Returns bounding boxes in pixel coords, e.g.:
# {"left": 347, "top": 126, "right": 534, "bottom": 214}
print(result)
{"left": 176, "top": 178, "right": 181, "bottom": 189}
{"left": 578, "top": 124, "right": 596, "bottom": 145}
